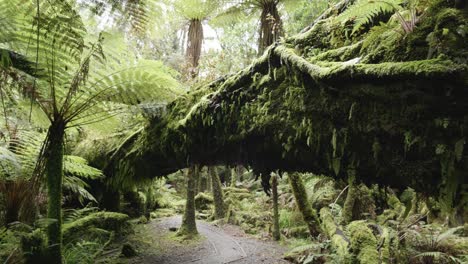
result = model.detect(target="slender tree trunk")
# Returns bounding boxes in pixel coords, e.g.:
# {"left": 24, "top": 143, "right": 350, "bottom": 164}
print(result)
{"left": 258, "top": 1, "right": 283, "bottom": 55}
{"left": 46, "top": 121, "right": 66, "bottom": 263}
{"left": 210, "top": 167, "right": 225, "bottom": 219}
{"left": 198, "top": 169, "right": 208, "bottom": 193}
{"left": 186, "top": 19, "right": 203, "bottom": 78}
{"left": 230, "top": 167, "right": 236, "bottom": 187}
{"left": 206, "top": 167, "right": 212, "bottom": 193}
{"left": 288, "top": 172, "right": 322, "bottom": 237}
{"left": 342, "top": 169, "right": 356, "bottom": 224}
{"left": 178, "top": 165, "right": 199, "bottom": 237}
{"left": 271, "top": 174, "right": 280, "bottom": 241}
{"left": 237, "top": 165, "right": 244, "bottom": 182}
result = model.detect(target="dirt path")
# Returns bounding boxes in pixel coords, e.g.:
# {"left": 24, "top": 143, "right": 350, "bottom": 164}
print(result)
{"left": 129, "top": 215, "right": 290, "bottom": 264}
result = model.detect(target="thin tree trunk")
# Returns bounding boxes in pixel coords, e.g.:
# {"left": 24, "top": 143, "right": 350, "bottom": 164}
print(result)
{"left": 288, "top": 172, "right": 322, "bottom": 237}
{"left": 237, "top": 165, "right": 244, "bottom": 182}
{"left": 230, "top": 167, "right": 236, "bottom": 187}
{"left": 45, "top": 121, "right": 65, "bottom": 263}
{"left": 210, "top": 167, "right": 225, "bottom": 219}
{"left": 178, "top": 165, "right": 199, "bottom": 237}
{"left": 342, "top": 169, "right": 356, "bottom": 224}
{"left": 186, "top": 19, "right": 203, "bottom": 78}
{"left": 271, "top": 174, "right": 280, "bottom": 241}
{"left": 206, "top": 167, "right": 212, "bottom": 193}
{"left": 258, "top": 1, "right": 283, "bottom": 55}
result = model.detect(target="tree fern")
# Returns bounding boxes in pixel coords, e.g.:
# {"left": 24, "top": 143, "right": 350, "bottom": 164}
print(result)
{"left": 336, "top": 0, "right": 404, "bottom": 34}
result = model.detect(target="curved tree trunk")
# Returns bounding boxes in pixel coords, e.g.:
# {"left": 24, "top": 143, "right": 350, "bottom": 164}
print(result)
{"left": 258, "top": 1, "right": 283, "bottom": 55}
{"left": 186, "top": 19, "right": 203, "bottom": 78}
{"left": 271, "top": 173, "right": 280, "bottom": 240}
{"left": 209, "top": 167, "right": 225, "bottom": 219}
{"left": 178, "top": 165, "right": 199, "bottom": 237}
{"left": 45, "top": 121, "right": 66, "bottom": 263}
{"left": 288, "top": 172, "right": 322, "bottom": 237}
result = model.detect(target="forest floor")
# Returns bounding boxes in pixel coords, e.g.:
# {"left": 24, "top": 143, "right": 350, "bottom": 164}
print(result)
{"left": 122, "top": 215, "right": 289, "bottom": 264}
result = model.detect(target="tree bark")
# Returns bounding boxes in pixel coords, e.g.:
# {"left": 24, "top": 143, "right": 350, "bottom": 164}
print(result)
{"left": 209, "top": 167, "right": 225, "bottom": 219}
{"left": 230, "top": 167, "right": 236, "bottom": 187}
{"left": 342, "top": 169, "right": 357, "bottom": 224}
{"left": 258, "top": 1, "right": 283, "bottom": 55}
{"left": 178, "top": 165, "right": 199, "bottom": 237}
{"left": 45, "top": 121, "right": 66, "bottom": 263}
{"left": 186, "top": 19, "right": 203, "bottom": 78}
{"left": 288, "top": 172, "right": 322, "bottom": 237}
{"left": 271, "top": 173, "right": 280, "bottom": 240}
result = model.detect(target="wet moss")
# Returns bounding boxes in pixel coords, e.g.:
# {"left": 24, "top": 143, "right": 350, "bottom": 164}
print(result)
{"left": 62, "top": 212, "right": 129, "bottom": 241}
{"left": 347, "top": 221, "right": 379, "bottom": 264}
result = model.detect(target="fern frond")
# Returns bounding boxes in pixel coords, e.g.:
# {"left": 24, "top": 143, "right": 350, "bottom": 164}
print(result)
{"left": 337, "top": 0, "right": 404, "bottom": 34}
{"left": 0, "top": 147, "right": 21, "bottom": 178}
{"left": 63, "top": 155, "right": 104, "bottom": 180}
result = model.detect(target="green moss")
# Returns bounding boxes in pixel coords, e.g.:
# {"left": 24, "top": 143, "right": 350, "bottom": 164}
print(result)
{"left": 288, "top": 172, "right": 322, "bottom": 237}
{"left": 347, "top": 220, "right": 379, "bottom": 264}
{"left": 320, "top": 207, "right": 350, "bottom": 261}
{"left": 194, "top": 192, "right": 213, "bottom": 210}
{"left": 62, "top": 212, "right": 129, "bottom": 241}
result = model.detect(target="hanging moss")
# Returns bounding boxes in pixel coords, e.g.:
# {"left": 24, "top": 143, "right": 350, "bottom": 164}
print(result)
{"left": 109, "top": 0, "right": 467, "bottom": 212}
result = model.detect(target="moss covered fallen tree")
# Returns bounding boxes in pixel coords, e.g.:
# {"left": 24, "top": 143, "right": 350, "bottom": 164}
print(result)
{"left": 108, "top": 0, "right": 467, "bottom": 220}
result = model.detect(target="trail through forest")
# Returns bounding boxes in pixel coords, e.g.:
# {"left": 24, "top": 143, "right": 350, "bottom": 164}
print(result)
{"left": 129, "top": 215, "right": 289, "bottom": 264}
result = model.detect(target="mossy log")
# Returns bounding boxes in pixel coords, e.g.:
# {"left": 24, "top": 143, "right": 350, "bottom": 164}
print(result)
{"left": 319, "top": 207, "right": 350, "bottom": 261}
{"left": 108, "top": 0, "right": 467, "bottom": 213}
{"left": 347, "top": 221, "right": 379, "bottom": 264}
{"left": 62, "top": 212, "right": 129, "bottom": 241}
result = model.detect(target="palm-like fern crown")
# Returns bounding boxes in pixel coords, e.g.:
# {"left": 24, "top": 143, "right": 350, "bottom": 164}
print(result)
{"left": 172, "top": 0, "right": 221, "bottom": 20}
{"left": 0, "top": 0, "right": 183, "bottom": 128}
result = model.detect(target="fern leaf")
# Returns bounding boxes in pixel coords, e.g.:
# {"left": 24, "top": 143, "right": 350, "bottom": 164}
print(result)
{"left": 337, "top": 0, "right": 404, "bottom": 34}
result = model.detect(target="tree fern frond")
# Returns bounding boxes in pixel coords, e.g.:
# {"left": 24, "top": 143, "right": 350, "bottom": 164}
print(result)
{"left": 0, "top": 147, "right": 21, "bottom": 178}
{"left": 63, "top": 155, "right": 104, "bottom": 180}
{"left": 337, "top": 0, "right": 404, "bottom": 34}
{"left": 437, "top": 226, "right": 464, "bottom": 243}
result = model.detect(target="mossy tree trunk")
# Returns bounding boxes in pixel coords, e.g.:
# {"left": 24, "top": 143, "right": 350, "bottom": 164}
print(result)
{"left": 198, "top": 169, "right": 208, "bottom": 193}
{"left": 288, "top": 172, "right": 322, "bottom": 237}
{"left": 45, "top": 120, "right": 66, "bottom": 263}
{"left": 209, "top": 167, "right": 225, "bottom": 219}
{"left": 206, "top": 167, "right": 212, "bottom": 193}
{"left": 271, "top": 173, "right": 280, "bottom": 241}
{"left": 178, "top": 165, "right": 199, "bottom": 237}
{"left": 342, "top": 169, "right": 357, "bottom": 224}
{"left": 230, "top": 167, "right": 236, "bottom": 187}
